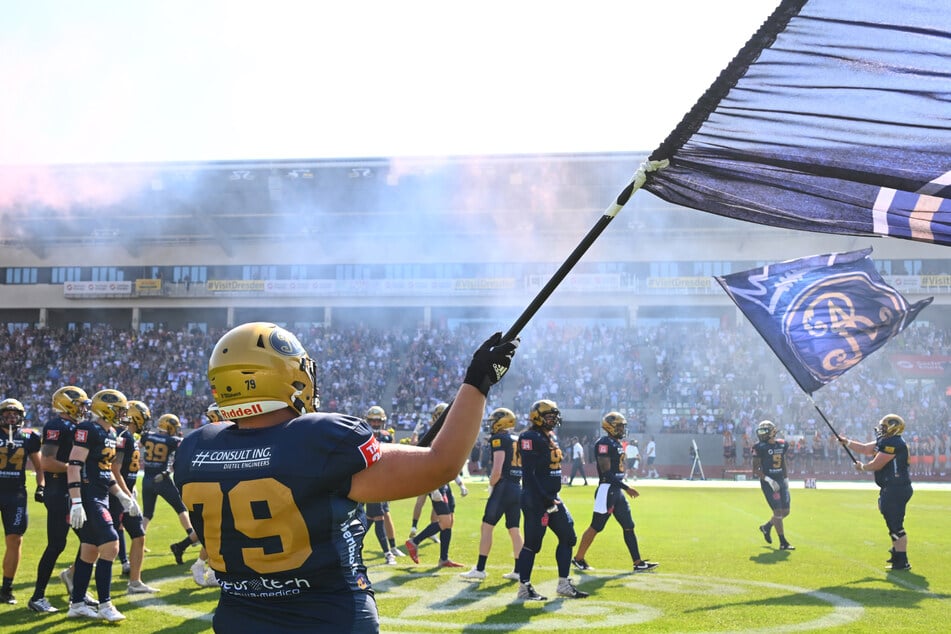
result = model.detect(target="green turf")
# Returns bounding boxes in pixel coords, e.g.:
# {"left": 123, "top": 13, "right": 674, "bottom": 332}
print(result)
{"left": 1, "top": 480, "right": 948, "bottom": 632}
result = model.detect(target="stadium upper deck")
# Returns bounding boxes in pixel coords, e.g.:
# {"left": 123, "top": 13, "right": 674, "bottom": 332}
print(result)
{"left": 0, "top": 153, "right": 948, "bottom": 331}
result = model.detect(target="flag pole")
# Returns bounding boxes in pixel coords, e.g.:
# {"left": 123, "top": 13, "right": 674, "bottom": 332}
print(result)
{"left": 807, "top": 394, "right": 858, "bottom": 464}
{"left": 416, "top": 159, "right": 669, "bottom": 448}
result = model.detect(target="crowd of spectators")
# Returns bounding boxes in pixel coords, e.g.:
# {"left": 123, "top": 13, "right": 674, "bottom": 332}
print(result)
{"left": 0, "top": 319, "right": 947, "bottom": 479}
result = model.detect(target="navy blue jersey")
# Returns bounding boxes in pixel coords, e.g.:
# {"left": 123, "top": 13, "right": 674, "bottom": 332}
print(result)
{"left": 0, "top": 427, "right": 41, "bottom": 492}
{"left": 42, "top": 415, "right": 78, "bottom": 466}
{"left": 594, "top": 435, "right": 625, "bottom": 483}
{"left": 173, "top": 412, "right": 382, "bottom": 603}
{"left": 875, "top": 435, "right": 911, "bottom": 488}
{"left": 72, "top": 420, "right": 118, "bottom": 497}
{"left": 489, "top": 431, "right": 521, "bottom": 482}
{"left": 518, "top": 428, "right": 563, "bottom": 507}
{"left": 751, "top": 439, "right": 789, "bottom": 479}
{"left": 114, "top": 427, "right": 140, "bottom": 490}
{"left": 139, "top": 430, "right": 180, "bottom": 474}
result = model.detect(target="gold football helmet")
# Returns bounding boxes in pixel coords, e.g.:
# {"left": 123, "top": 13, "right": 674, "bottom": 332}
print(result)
{"left": 0, "top": 398, "right": 25, "bottom": 430}
{"left": 206, "top": 403, "right": 223, "bottom": 424}
{"left": 126, "top": 400, "right": 152, "bottom": 434}
{"left": 530, "top": 399, "right": 561, "bottom": 431}
{"left": 756, "top": 420, "right": 778, "bottom": 442}
{"left": 431, "top": 402, "right": 448, "bottom": 424}
{"left": 157, "top": 413, "right": 181, "bottom": 436}
{"left": 875, "top": 414, "right": 905, "bottom": 439}
{"left": 366, "top": 405, "right": 387, "bottom": 429}
{"left": 601, "top": 411, "right": 627, "bottom": 439}
{"left": 488, "top": 407, "right": 516, "bottom": 434}
{"left": 208, "top": 322, "right": 319, "bottom": 419}
{"left": 51, "top": 386, "right": 91, "bottom": 421}
{"left": 90, "top": 389, "right": 129, "bottom": 426}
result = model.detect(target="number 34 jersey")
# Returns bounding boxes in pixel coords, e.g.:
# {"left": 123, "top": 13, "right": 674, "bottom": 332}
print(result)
{"left": 173, "top": 412, "right": 382, "bottom": 598}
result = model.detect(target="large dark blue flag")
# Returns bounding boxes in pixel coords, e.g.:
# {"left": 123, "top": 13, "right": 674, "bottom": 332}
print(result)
{"left": 715, "top": 248, "right": 933, "bottom": 394}
{"left": 644, "top": 0, "right": 951, "bottom": 247}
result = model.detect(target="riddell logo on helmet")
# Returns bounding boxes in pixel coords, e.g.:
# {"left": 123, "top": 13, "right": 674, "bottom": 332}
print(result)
{"left": 219, "top": 403, "right": 264, "bottom": 418}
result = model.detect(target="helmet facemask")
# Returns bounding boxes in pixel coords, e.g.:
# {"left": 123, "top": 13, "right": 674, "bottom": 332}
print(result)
{"left": 530, "top": 400, "right": 561, "bottom": 432}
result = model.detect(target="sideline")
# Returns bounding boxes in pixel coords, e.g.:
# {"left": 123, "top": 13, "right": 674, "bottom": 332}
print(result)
{"left": 607, "top": 478, "right": 951, "bottom": 491}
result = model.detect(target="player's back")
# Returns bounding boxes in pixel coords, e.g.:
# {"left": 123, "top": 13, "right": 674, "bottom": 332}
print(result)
{"left": 174, "top": 412, "right": 375, "bottom": 596}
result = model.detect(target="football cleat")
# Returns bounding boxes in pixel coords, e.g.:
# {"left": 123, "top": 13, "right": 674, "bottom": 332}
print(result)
{"left": 556, "top": 578, "right": 589, "bottom": 599}
{"left": 517, "top": 582, "right": 547, "bottom": 601}
{"left": 502, "top": 571, "right": 521, "bottom": 581}
{"left": 571, "top": 558, "right": 593, "bottom": 571}
{"left": 759, "top": 523, "right": 773, "bottom": 544}
{"left": 191, "top": 560, "right": 208, "bottom": 586}
{"left": 633, "top": 561, "right": 660, "bottom": 573}
{"left": 171, "top": 541, "right": 187, "bottom": 565}
{"left": 121, "top": 560, "right": 131, "bottom": 576}
{"left": 439, "top": 559, "right": 465, "bottom": 568}
{"left": 127, "top": 580, "right": 159, "bottom": 594}
{"left": 66, "top": 601, "right": 99, "bottom": 619}
{"left": 430, "top": 535, "right": 441, "bottom": 544}
{"left": 0, "top": 588, "right": 15, "bottom": 604}
{"left": 888, "top": 561, "right": 912, "bottom": 571}
{"left": 390, "top": 547, "right": 405, "bottom": 557}
{"left": 97, "top": 600, "right": 126, "bottom": 622}
{"left": 404, "top": 539, "right": 419, "bottom": 564}
{"left": 28, "top": 597, "right": 58, "bottom": 613}
{"left": 408, "top": 527, "right": 418, "bottom": 538}
{"left": 59, "top": 568, "right": 74, "bottom": 594}
{"left": 779, "top": 542, "right": 795, "bottom": 551}
{"left": 460, "top": 568, "right": 487, "bottom": 581}
{"left": 385, "top": 552, "right": 397, "bottom": 565}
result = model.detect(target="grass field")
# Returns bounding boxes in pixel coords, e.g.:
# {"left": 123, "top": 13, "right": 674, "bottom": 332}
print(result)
{"left": 0, "top": 478, "right": 948, "bottom": 633}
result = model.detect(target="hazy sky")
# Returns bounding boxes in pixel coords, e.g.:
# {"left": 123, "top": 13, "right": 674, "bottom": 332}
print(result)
{"left": 0, "top": 0, "right": 778, "bottom": 165}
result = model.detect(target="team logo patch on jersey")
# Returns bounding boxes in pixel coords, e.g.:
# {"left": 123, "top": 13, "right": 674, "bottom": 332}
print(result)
{"left": 75, "top": 429, "right": 88, "bottom": 443}
{"left": 521, "top": 439, "right": 533, "bottom": 451}
{"left": 358, "top": 435, "right": 382, "bottom": 466}
{"left": 598, "top": 444, "right": 609, "bottom": 454}
{"left": 491, "top": 438, "right": 502, "bottom": 448}
{"left": 46, "top": 429, "right": 60, "bottom": 440}
{"left": 884, "top": 445, "right": 895, "bottom": 454}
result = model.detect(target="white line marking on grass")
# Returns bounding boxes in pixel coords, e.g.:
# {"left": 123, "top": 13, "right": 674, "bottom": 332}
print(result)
{"left": 370, "top": 569, "right": 863, "bottom": 633}
{"left": 124, "top": 575, "right": 215, "bottom": 622}
{"left": 629, "top": 574, "right": 864, "bottom": 633}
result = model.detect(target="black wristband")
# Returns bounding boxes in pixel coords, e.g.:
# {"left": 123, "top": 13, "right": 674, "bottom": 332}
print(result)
{"left": 67, "top": 482, "right": 81, "bottom": 489}
{"left": 68, "top": 459, "right": 84, "bottom": 467}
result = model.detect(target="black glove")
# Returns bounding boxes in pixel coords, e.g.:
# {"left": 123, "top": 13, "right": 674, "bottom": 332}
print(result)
{"left": 463, "top": 332, "right": 519, "bottom": 396}
{"left": 34, "top": 485, "right": 45, "bottom": 503}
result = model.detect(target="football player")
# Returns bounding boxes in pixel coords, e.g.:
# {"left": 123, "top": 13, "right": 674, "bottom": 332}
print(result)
{"left": 110, "top": 400, "right": 158, "bottom": 594}
{"left": 405, "top": 405, "right": 465, "bottom": 568}
{"left": 0, "top": 398, "right": 42, "bottom": 605}
{"left": 571, "top": 412, "right": 658, "bottom": 573}
{"left": 751, "top": 420, "right": 795, "bottom": 550}
{"left": 27, "top": 386, "right": 96, "bottom": 614}
{"left": 837, "top": 414, "right": 914, "bottom": 570}
{"left": 515, "top": 399, "right": 587, "bottom": 601}
{"left": 139, "top": 413, "right": 200, "bottom": 564}
{"left": 363, "top": 406, "right": 404, "bottom": 564}
{"left": 65, "top": 389, "right": 141, "bottom": 622}
{"left": 459, "top": 408, "right": 523, "bottom": 581}
{"left": 173, "top": 322, "right": 516, "bottom": 632}
{"left": 190, "top": 404, "right": 224, "bottom": 588}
